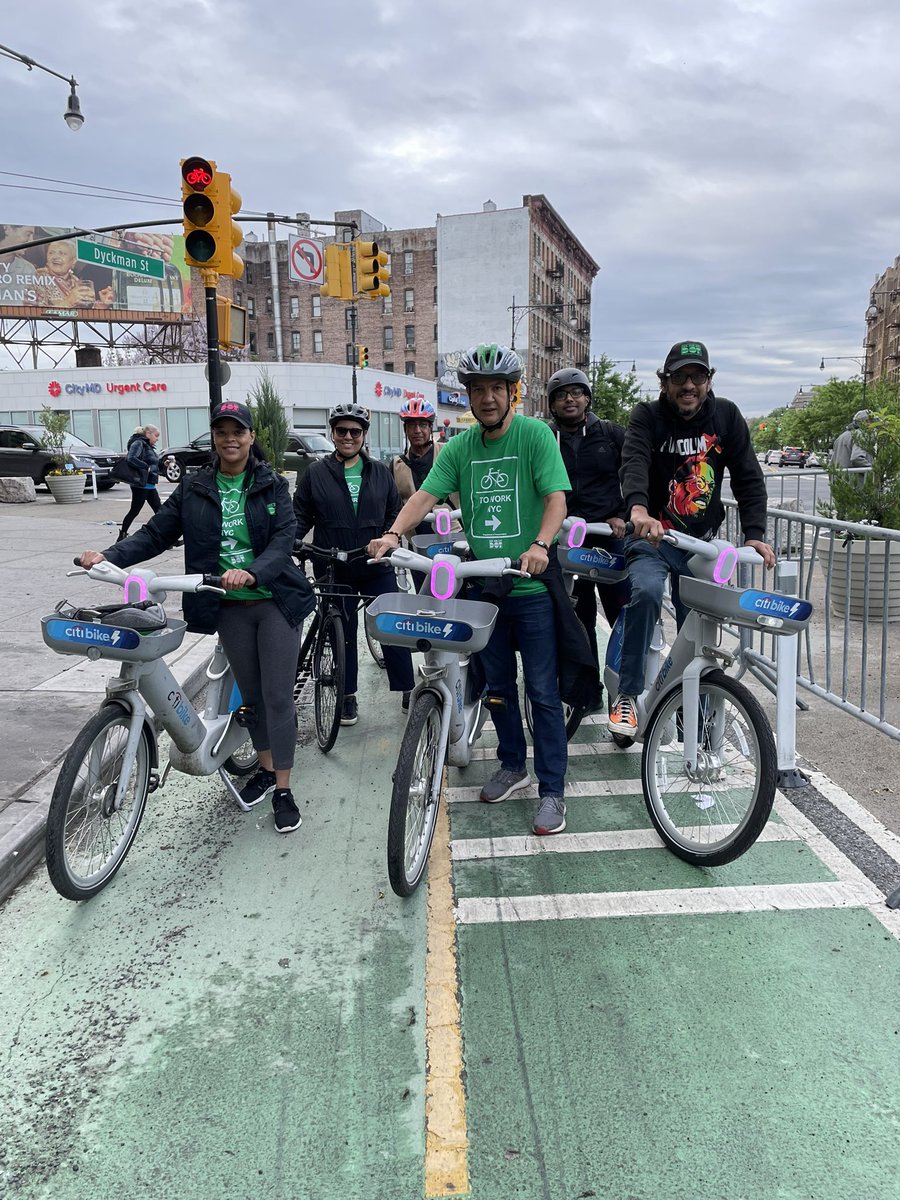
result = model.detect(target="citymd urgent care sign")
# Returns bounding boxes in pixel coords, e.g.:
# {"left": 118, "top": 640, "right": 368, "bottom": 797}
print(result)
{"left": 0, "top": 222, "right": 192, "bottom": 319}
{"left": 47, "top": 379, "right": 169, "bottom": 398}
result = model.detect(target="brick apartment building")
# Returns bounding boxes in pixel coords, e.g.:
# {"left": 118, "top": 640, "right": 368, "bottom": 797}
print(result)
{"left": 865, "top": 257, "right": 900, "bottom": 385}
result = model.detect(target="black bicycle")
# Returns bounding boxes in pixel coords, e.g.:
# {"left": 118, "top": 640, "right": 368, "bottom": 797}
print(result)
{"left": 293, "top": 545, "right": 392, "bottom": 752}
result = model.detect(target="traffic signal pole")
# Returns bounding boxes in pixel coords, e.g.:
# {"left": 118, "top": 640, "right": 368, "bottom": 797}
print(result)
{"left": 350, "top": 303, "right": 358, "bottom": 404}
{"left": 202, "top": 269, "right": 223, "bottom": 412}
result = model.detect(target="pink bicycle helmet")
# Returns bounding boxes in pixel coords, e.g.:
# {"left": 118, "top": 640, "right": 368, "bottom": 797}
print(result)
{"left": 399, "top": 397, "right": 436, "bottom": 423}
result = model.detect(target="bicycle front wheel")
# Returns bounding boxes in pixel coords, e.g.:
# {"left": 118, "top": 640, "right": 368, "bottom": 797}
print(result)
{"left": 523, "top": 692, "right": 583, "bottom": 742}
{"left": 641, "top": 670, "right": 776, "bottom": 867}
{"left": 314, "top": 610, "right": 346, "bottom": 753}
{"left": 218, "top": 668, "right": 260, "bottom": 777}
{"left": 365, "top": 623, "right": 387, "bottom": 670}
{"left": 45, "top": 706, "right": 153, "bottom": 901}
{"left": 387, "top": 691, "right": 444, "bottom": 897}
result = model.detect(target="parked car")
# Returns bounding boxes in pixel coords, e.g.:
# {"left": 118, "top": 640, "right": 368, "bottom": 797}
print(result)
{"left": 804, "top": 451, "right": 821, "bottom": 468}
{"left": 158, "top": 428, "right": 331, "bottom": 483}
{"left": 0, "top": 424, "right": 123, "bottom": 490}
{"left": 780, "top": 446, "right": 806, "bottom": 468}
{"left": 764, "top": 449, "right": 783, "bottom": 465}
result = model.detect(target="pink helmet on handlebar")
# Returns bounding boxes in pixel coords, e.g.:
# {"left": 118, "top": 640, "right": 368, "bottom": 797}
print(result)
{"left": 399, "top": 397, "right": 436, "bottom": 423}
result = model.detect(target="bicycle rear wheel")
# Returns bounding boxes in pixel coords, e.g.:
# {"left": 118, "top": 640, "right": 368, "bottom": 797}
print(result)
{"left": 365, "top": 622, "right": 386, "bottom": 669}
{"left": 641, "top": 670, "right": 776, "bottom": 866}
{"left": 45, "top": 706, "right": 153, "bottom": 901}
{"left": 314, "top": 610, "right": 346, "bottom": 753}
{"left": 387, "top": 691, "right": 444, "bottom": 897}
{"left": 218, "top": 667, "right": 260, "bottom": 777}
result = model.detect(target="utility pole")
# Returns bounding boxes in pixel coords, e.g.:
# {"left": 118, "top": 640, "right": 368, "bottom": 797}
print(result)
{"left": 267, "top": 213, "right": 284, "bottom": 362}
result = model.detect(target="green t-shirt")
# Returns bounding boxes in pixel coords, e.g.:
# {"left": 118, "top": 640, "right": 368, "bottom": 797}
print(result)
{"left": 216, "top": 471, "right": 272, "bottom": 601}
{"left": 421, "top": 415, "right": 570, "bottom": 594}
{"left": 344, "top": 459, "right": 364, "bottom": 512}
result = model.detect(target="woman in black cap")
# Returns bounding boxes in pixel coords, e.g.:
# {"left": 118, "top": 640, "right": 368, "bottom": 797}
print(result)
{"left": 78, "top": 401, "right": 314, "bottom": 834}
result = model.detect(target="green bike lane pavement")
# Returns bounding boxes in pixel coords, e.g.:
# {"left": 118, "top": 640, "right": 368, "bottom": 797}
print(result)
{"left": 442, "top": 717, "right": 900, "bottom": 1200}
{"left": 2, "top": 683, "right": 900, "bottom": 1200}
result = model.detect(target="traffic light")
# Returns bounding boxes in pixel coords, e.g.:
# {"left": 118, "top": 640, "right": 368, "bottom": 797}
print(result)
{"left": 320, "top": 242, "right": 354, "bottom": 300}
{"left": 180, "top": 156, "right": 244, "bottom": 278}
{"left": 356, "top": 239, "right": 390, "bottom": 299}
{"left": 357, "top": 345, "right": 369, "bottom": 369}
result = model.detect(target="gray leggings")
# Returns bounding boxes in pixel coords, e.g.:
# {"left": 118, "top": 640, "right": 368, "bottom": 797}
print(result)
{"left": 216, "top": 601, "right": 300, "bottom": 772}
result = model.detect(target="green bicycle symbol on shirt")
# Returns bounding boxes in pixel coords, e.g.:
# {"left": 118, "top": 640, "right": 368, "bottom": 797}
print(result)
{"left": 480, "top": 466, "right": 510, "bottom": 490}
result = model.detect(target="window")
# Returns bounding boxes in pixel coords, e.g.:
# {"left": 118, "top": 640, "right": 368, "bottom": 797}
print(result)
{"left": 433, "top": 324, "right": 438, "bottom": 342}
{"left": 346, "top": 343, "right": 355, "bottom": 365}
{"left": 433, "top": 285, "right": 437, "bottom": 305}
{"left": 313, "top": 331, "right": 323, "bottom": 353}
{"left": 403, "top": 250, "right": 414, "bottom": 275}
{"left": 246, "top": 264, "right": 253, "bottom": 284}
{"left": 383, "top": 327, "right": 394, "bottom": 351}
{"left": 291, "top": 331, "right": 300, "bottom": 354}
{"left": 247, "top": 297, "right": 255, "bottom": 318}
{"left": 263, "top": 260, "right": 270, "bottom": 277}
{"left": 249, "top": 332, "right": 257, "bottom": 354}
{"left": 383, "top": 294, "right": 392, "bottom": 316}
{"left": 405, "top": 362, "right": 416, "bottom": 375}
{"left": 265, "top": 295, "right": 273, "bottom": 315}
{"left": 404, "top": 288, "right": 415, "bottom": 313}
{"left": 311, "top": 295, "right": 321, "bottom": 318}
{"left": 267, "top": 332, "right": 274, "bottom": 348}
{"left": 290, "top": 296, "right": 299, "bottom": 318}
{"left": 434, "top": 361, "right": 438, "bottom": 377}
{"left": 384, "top": 361, "right": 394, "bottom": 373}
{"left": 405, "top": 325, "right": 415, "bottom": 350}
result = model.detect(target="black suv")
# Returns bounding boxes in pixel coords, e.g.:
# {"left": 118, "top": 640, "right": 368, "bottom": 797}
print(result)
{"left": 158, "top": 428, "right": 331, "bottom": 482}
{"left": 0, "top": 424, "right": 123, "bottom": 489}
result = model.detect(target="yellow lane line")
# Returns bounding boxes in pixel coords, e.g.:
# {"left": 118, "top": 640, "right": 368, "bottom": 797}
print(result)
{"left": 424, "top": 781, "right": 469, "bottom": 1198}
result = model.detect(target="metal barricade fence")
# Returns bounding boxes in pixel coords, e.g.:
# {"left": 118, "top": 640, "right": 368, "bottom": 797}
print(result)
{"left": 721, "top": 499, "right": 900, "bottom": 749}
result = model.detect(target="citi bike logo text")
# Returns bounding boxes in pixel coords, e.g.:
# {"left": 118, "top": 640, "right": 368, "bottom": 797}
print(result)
{"left": 51, "top": 620, "right": 140, "bottom": 650}
{"left": 381, "top": 615, "right": 471, "bottom": 641}
{"left": 740, "top": 592, "right": 810, "bottom": 620}
{"left": 168, "top": 690, "right": 192, "bottom": 726}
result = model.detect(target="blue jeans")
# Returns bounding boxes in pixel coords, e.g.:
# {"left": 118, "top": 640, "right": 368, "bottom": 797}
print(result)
{"left": 475, "top": 590, "right": 567, "bottom": 797}
{"left": 618, "top": 537, "right": 693, "bottom": 697}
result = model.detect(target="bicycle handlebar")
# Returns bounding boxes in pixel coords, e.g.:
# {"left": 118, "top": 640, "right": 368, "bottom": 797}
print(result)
{"left": 294, "top": 543, "right": 389, "bottom": 566}
{"left": 560, "top": 517, "right": 614, "bottom": 540}
{"left": 370, "top": 546, "right": 528, "bottom": 579}
{"left": 423, "top": 507, "right": 463, "bottom": 530}
{"left": 70, "top": 560, "right": 226, "bottom": 594}
{"left": 621, "top": 524, "right": 764, "bottom": 565}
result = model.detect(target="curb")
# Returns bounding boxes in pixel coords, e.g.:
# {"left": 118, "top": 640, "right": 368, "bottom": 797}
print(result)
{"left": 0, "top": 652, "right": 212, "bottom": 905}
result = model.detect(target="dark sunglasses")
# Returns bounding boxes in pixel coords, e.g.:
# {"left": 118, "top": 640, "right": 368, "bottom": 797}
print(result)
{"left": 334, "top": 426, "right": 364, "bottom": 438}
{"left": 667, "top": 368, "right": 710, "bottom": 386}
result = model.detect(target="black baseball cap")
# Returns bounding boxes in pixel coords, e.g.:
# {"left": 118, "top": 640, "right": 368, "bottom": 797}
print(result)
{"left": 663, "top": 341, "right": 711, "bottom": 375}
{"left": 210, "top": 401, "right": 254, "bottom": 429}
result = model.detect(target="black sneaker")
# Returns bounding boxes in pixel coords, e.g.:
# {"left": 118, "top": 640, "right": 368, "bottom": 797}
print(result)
{"left": 401, "top": 690, "right": 412, "bottom": 712}
{"left": 273, "top": 789, "right": 301, "bottom": 833}
{"left": 239, "top": 767, "right": 276, "bottom": 808}
{"left": 341, "top": 695, "right": 359, "bottom": 725}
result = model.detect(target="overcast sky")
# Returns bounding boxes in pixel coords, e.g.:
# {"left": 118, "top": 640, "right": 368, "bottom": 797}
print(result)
{"left": 4, "top": 0, "right": 900, "bottom": 415}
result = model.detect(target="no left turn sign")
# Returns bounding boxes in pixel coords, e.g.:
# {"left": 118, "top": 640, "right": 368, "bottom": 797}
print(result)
{"left": 288, "top": 236, "right": 324, "bottom": 284}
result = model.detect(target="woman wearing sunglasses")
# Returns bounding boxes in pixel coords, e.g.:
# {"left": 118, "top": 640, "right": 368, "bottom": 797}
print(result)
{"left": 293, "top": 403, "right": 414, "bottom": 727}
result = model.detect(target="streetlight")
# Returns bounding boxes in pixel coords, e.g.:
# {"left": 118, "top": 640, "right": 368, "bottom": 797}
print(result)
{"left": 508, "top": 294, "right": 589, "bottom": 351}
{"left": 0, "top": 42, "right": 84, "bottom": 130}
{"left": 819, "top": 354, "right": 870, "bottom": 405}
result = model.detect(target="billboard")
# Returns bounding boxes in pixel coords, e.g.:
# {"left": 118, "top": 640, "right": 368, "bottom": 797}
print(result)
{"left": 0, "top": 223, "right": 192, "bottom": 321}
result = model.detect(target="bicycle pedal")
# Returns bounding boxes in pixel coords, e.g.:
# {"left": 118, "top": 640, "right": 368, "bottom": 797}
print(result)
{"left": 147, "top": 770, "right": 161, "bottom": 794}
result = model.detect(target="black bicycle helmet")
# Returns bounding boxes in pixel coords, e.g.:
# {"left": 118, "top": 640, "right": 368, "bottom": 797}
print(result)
{"left": 547, "top": 367, "right": 591, "bottom": 410}
{"left": 328, "top": 402, "right": 371, "bottom": 431}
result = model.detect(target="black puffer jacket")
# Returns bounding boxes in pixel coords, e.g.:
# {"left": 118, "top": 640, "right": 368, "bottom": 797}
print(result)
{"left": 294, "top": 452, "right": 402, "bottom": 551}
{"left": 102, "top": 462, "right": 314, "bottom": 634}
{"left": 548, "top": 412, "right": 625, "bottom": 522}
{"left": 125, "top": 432, "right": 159, "bottom": 486}
{"left": 620, "top": 391, "right": 767, "bottom": 541}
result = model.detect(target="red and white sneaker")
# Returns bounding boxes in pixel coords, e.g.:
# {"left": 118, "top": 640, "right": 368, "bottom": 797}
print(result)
{"left": 608, "top": 694, "right": 638, "bottom": 734}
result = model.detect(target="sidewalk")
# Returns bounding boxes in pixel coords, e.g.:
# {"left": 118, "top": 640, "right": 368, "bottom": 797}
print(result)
{"left": 0, "top": 487, "right": 211, "bottom": 900}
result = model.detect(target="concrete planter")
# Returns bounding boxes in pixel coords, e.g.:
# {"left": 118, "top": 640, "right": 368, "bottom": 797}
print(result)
{"left": 46, "top": 473, "right": 85, "bottom": 505}
{"left": 816, "top": 531, "right": 900, "bottom": 622}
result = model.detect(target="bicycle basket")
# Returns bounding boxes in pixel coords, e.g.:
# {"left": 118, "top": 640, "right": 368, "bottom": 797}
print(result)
{"left": 556, "top": 543, "right": 628, "bottom": 581}
{"left": 41, "top": 611, "right": 188, "bottom": 662}
{"left": 365, "top": 593, "right": 497, "bottom": 653}
{"left": 679, "top": 576, "right": 813, "bottom": 635}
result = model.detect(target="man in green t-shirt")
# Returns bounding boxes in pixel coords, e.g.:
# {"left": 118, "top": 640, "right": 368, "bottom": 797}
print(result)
{"left": 370, "top": 343, "right": 571, "bottom": 835}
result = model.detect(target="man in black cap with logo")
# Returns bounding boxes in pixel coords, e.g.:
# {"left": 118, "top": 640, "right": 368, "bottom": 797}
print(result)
{"left": 608, "top": 340, "right": 775, "bottom": 735}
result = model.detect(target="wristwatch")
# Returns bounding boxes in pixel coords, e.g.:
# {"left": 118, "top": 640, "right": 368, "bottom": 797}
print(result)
{"left": 531, "top": 539, "right": 549, "bottom": 551}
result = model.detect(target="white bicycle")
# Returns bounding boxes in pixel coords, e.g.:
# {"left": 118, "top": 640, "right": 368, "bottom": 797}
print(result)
{"left": 41, "top": 560, "right": 260, "bottom": 901}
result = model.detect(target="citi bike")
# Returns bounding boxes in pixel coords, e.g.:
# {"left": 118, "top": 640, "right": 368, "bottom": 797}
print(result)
{"left": 559, "top": 518, "right": 813, "bottom": 865}
{"left": 365, "top": 542, "right": 525, "bottom": 896}
{"left": 41, "top": 560, "right": 262, "bottom": 901}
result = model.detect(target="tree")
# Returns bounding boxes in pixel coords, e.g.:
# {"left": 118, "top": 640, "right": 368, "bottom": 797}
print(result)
{"left": 248, "top": 369, "right": 289, "bottom": 470}
{"left": 589, "top": 354, "right": 641, "bottom": 425}
{"left": 789, "top": 378, "right": 866, "bottom": 453}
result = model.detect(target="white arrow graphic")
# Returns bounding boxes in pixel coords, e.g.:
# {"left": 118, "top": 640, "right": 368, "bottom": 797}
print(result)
{"left": 484, "top": 514, "right": 501, "bottom": 531}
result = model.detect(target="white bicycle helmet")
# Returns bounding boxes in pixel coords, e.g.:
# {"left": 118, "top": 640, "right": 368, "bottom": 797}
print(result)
{"left": 456, "top": 343, "right": 522, "bottom": 386}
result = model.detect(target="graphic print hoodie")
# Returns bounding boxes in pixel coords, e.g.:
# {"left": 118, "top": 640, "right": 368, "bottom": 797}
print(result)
{"left": 620, "top": 390, "right": 767, "bottom": 542}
